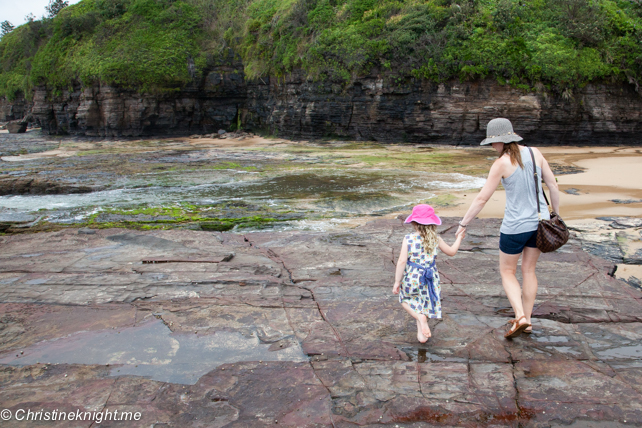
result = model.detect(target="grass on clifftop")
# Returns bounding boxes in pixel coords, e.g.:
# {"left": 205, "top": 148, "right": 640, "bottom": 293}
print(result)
{"left": 1, "top": 0, "right": 642, "bottom": 100}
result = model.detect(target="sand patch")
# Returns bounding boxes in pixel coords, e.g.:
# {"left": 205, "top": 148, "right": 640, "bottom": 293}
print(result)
{"left": 557, "top": 157, "right": 642, "bottom": 189}
{"left": 616, "top": 264, "right": 642, "bottom": 279}
{"left": 188, "top": 135, "right": 288, "bottom": 148}
{"left": 432, "top": 146, "right": 642, "bottom": 221}
{"left": 1, "top": 148, "right": 74, "bottom": 162}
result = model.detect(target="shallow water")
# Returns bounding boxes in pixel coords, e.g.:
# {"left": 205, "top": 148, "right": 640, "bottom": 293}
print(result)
{"left": 594, "top": 344, "right": 642, "bottom": 360}
{"left": 0, "top": 319, "right": 307, "bottom": 384}
{"left": 0, "top": 168, "right": 486, "bottom": 227}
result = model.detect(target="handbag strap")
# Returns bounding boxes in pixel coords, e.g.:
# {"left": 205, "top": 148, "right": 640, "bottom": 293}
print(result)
{"left": 526, "top": 147, "right": 551, "bottom": 220}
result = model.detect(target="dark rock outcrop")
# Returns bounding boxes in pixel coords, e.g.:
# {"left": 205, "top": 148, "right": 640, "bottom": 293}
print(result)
{"left": 0, "top": 95, "right": 29, "bottom": 122}
{"left": 10, "top": 66, "right": 642, "bottom": 143}
{"left": 0, "top": 177, "right": 94, "bottom": 196}
{"left": 6, "top": 120, "right": 27, "bottom": 133}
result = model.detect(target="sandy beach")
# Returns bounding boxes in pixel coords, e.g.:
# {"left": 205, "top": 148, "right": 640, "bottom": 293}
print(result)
{"left": 437, "top": 146, "right": 642, "bottom": 221}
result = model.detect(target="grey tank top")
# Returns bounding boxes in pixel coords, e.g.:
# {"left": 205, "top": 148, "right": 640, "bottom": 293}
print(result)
{"left": 500, "top": 147, "right": 550, "bottom": 235}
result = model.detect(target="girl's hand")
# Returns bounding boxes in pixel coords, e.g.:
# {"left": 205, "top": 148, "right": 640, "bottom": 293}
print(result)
{"left": 392, "top": 282, "right": 400, "bottom": 294}
{"left": 456, "top": 229, "right": 466, "bottom": 240}
{"left": 456, "top": 225, "right": 466, "bottom": 237}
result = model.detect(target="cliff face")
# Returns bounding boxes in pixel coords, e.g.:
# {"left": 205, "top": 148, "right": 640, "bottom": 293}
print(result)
{"left": 28, "top": 60, "right": 247, "bottom": 137}
{"left": 245, "top": 73, "right": 642, "bottom": 145}
{"left": 8, "top": 71, "right": 642, "bottom": 144}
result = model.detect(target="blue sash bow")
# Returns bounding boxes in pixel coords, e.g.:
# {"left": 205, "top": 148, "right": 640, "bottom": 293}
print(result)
{"left": 406, "top": 259, "right": 439, "bottom": 311}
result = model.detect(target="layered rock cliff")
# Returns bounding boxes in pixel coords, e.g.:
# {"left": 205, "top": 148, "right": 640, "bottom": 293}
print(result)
{"left": 4, "top": 72, "right": 642, "bottom": 145}
{"left": 245, "top": 73, "right": 642, "bottom": 145}
{"left": 26, "top": 59, "right": 247, "bottom": 137}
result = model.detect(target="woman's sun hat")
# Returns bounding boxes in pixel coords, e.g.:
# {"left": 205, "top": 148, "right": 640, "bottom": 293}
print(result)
{"left": 405, "top": 204, "right": 442, "bottom": 226}
{"left": 480, "top": 118, "right": 523, "bottom": 145}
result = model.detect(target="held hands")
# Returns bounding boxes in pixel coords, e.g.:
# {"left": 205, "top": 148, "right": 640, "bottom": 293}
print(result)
{"left": 455, "top": 225, "right": 466, "bottom": 238}
{"left": 392, "top": 282, "right": 400, "bottom": 295}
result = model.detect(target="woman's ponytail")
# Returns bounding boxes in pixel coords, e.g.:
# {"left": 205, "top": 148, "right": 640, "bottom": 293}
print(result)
{"left": 500, "top": 142, "right": 524, "bottom": 168}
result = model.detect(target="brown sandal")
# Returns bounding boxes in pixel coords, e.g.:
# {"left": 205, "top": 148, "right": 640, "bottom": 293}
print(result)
{"left": 505, "top": 315, "right": 531, "bottom": 339}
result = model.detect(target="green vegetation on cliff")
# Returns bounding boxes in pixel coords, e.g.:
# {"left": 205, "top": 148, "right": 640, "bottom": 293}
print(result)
{"left": 0, "top": 0, "right": 207, "bottom": 99}
{"left": 1, "top": 0, "right": 642, "bottom": 100}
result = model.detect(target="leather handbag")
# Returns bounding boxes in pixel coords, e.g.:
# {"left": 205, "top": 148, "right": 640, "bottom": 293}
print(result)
{"left": 527, "top": 147, "right": 569, "bottom": 253}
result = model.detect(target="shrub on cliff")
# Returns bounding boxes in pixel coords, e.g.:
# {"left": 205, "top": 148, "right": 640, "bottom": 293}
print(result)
{"left": 237, "top": 0, "right": 642, "bottom": 92}
{"left": 1, "top": 0, "right": 208, "bottom": 99}
{"left": 1, "top": 0, "right": 642, "bottom": 100}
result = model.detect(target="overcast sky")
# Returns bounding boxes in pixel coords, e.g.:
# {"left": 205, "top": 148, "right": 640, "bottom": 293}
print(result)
{"left": 1, "top": 0, "right": 82, "bottom": 27}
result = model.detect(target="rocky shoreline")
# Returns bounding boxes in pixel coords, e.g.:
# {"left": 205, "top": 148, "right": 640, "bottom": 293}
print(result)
{"left": 1, "top": 131, "right": 641, "bottom": 425}
{"left": 1, "top": 218, "right": 641, "bottom": 427}
{"left": 1, "top": 133, "right": 640, "bottom": 288}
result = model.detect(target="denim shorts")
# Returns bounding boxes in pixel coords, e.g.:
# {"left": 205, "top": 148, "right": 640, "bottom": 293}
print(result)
{"left": 499, "top": 229, "right": 538, "bottom": 255}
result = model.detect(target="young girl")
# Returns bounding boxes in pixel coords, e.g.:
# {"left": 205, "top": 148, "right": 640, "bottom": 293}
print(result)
{"left": 393, "top": 204, "right": 465, "bottom": 343}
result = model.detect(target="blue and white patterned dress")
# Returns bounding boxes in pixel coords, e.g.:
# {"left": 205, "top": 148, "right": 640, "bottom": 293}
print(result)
{"left": 399, "top": 232, "right": 442, "bottom": 318}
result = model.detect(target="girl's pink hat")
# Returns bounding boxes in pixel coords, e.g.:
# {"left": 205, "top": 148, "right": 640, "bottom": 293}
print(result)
{"left": 404, "top": 204, "right": 442, "bottom": 226}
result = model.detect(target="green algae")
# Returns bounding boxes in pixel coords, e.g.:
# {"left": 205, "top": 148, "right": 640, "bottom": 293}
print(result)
{"left": 426, "top": 194, "right": 458, "bottom": 208}
{"left": 74, "top": 203, "right": 292, "bottom": 232}
{"left": 210, "top": 162, "right": 258, "bottom": 171}
{"left": 201, "top": 216, "right": 280, "bottom": 231}
{"left": 355, "top": 152, "right": 454, "bottom": 167}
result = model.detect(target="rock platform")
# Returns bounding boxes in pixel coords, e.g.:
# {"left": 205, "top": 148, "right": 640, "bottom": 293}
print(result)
{"left": 1, "top": 218, "right": 641, "bottom": 427}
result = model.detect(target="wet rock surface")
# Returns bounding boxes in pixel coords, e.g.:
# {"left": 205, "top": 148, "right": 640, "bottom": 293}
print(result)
{"left": 0, "top": 130, "right": 60, "bottom": 157}
{"left": 571, "top": 218, "right": 642, "bottom": 265}
{"left": 1, "top": 218, "right": 641, "bottom": 427}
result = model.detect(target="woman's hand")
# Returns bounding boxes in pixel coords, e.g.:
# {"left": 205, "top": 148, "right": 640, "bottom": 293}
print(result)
{"left": 456, "top": 225, "right": 466, "bottom": 237}
{"left": 392, "top": 282, "right": 400, "bottom": 294}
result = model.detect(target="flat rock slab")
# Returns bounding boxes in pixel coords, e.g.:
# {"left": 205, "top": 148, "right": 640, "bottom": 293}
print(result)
{"left": 1, "top": 218, "right": 641, "bottom": 427}
{"left": 0, "top": 213, "right": 36, "bottom": 223}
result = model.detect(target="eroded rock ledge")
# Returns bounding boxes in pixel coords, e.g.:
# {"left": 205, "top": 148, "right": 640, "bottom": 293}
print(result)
{"left": 3, "top": 72, "right": 642, "bottom": 144}
{"left": 1, "top": 218, "right": 641, "bottom": 427}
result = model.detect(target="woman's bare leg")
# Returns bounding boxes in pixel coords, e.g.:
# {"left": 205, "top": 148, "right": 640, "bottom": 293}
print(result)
{"left": 499, "top": 251, "right": 529, "bottom": 328}
{"left": 521, "top": 246, "right": 541, "bottom": 329}
{"left": 401, "top": 302, "right": 431, "bottom": 339}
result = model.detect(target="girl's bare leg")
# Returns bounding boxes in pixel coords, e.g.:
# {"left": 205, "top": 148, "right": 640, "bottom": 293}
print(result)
{"left": 499, "top": 251, "right": 529, "bottom": 329}
{"left": 416, "top": 319, "right": 428, "bottom": 343}
{"left": 521, "top": 246, "right": 541, "bottom": 331}
{"left": 401, "top": 302, "right": 431, "bottom": 339}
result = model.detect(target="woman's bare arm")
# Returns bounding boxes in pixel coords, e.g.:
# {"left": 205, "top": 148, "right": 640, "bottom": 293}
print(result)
{"left": 456, "top": 158, "right": 505, "bottom": 236}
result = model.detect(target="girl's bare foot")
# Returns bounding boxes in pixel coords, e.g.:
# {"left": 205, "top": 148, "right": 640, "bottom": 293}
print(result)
{"left": 416, "top": 319, "right": 428, "bottom": 343}
{"left": 418, "top": 314, "right": 431, "bottom": 339}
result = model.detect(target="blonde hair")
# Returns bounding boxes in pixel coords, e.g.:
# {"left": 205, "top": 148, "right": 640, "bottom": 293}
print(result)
{"left": 412, "top": 222, "right": 438, "bottom": 253}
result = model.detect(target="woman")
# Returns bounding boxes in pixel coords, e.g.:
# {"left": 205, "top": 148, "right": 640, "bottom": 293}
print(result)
{"left": 456, "top": 118, "right": 560, "bottom": 338}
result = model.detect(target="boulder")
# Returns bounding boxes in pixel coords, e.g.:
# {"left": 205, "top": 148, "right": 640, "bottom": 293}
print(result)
{"left": 6, "top": 120, "right": 27, "bottom": 133}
